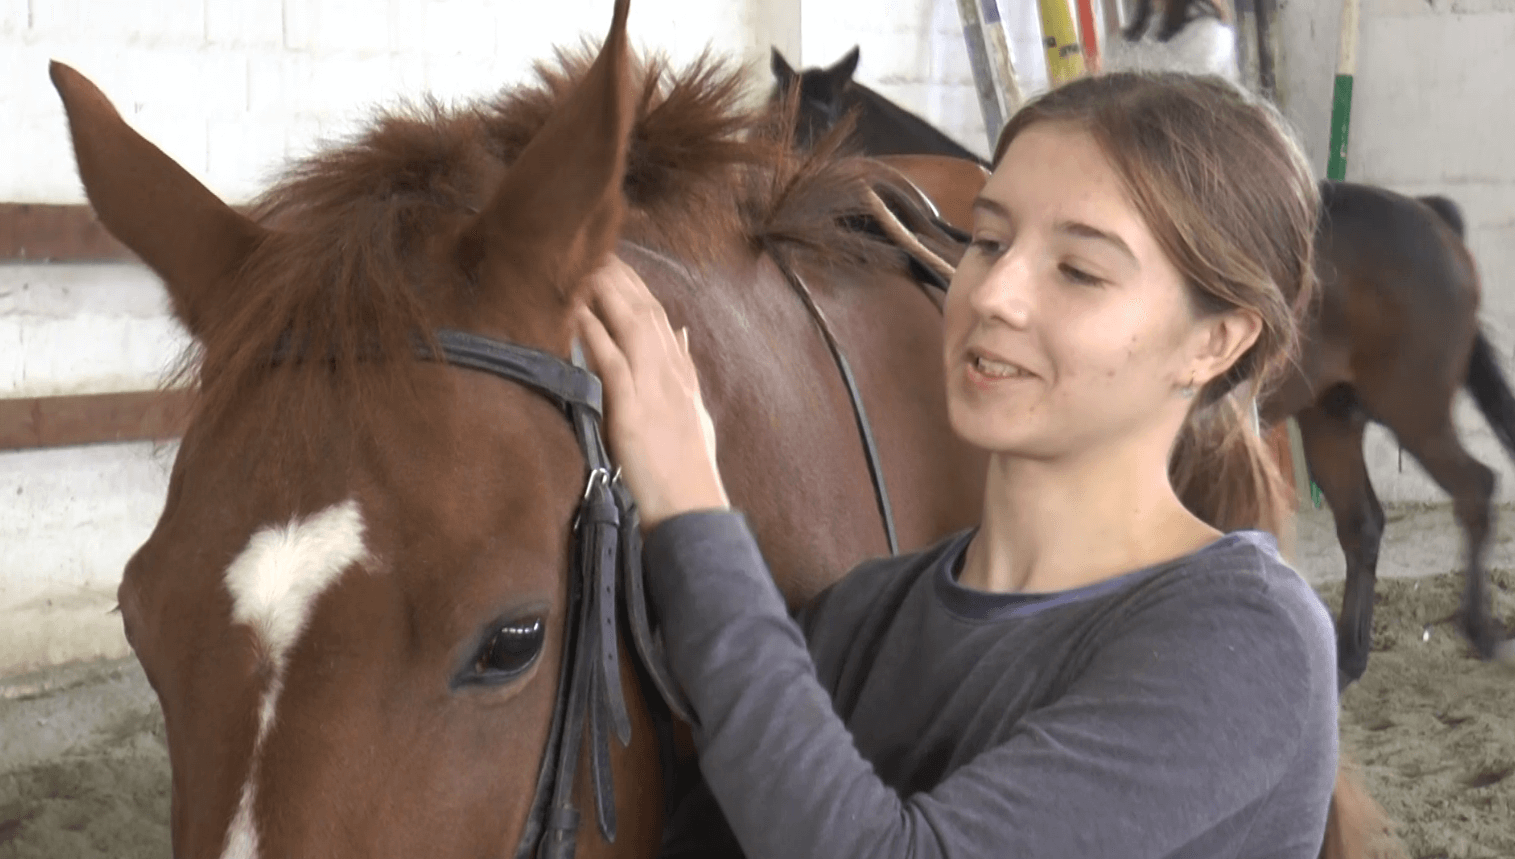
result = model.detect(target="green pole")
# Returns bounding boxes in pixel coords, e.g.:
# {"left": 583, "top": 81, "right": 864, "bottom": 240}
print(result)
{"left": 1309, "top": 0, "right": 1360, "bottom": 509}
{"left": 1326, "top": 0, "right": 1359, "bottom": 182}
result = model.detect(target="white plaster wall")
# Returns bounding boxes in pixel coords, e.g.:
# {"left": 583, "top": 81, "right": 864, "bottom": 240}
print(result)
{"left": 2, "top": 0, "right": 801, "bottom": 206}
{"left": 1, "top": 264, "right": 189, "bottom": 398}
{"left": 0, "top": 442, "right": 176, "bottom": 673}
{"left": 1275, "top": 0, "right": 1515, "bottom": 505}
{"left": 0, "top": 266, "right": 187, "bottom": 673}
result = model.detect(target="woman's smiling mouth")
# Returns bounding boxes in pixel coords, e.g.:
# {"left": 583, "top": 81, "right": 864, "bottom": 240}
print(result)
{"left": 965, "top": 347, "right": 1038, "bottom": 386}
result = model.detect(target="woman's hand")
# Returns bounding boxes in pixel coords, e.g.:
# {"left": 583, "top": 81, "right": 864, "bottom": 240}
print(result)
{"left": 575, "top": 255, "right": 729, "bottom": 531}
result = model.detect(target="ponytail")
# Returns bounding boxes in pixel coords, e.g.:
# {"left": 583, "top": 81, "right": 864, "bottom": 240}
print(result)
{"left": 1169, "top": 390, "right": 1295, "bottom": 554}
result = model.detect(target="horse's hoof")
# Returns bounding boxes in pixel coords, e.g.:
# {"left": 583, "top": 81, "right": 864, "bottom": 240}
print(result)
{"left": 1337, "top": 669, "right": 1356, "bottom": 696}
{"left": 1464, "top": 615, "right": 1508, "bottom": 661}
{"left": 1335, "top": 640, "right": 1368, "bottom": 692}
{"left": 1336, "top": 664, "right": 1364, "bottom": 695}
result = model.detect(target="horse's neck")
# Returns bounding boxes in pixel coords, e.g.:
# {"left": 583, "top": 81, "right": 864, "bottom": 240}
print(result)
{"left": 623, "top": 238, "right": 982, "bottom": 604}
{"left": 847, "top": 84, "right": 986, "bottom": 165}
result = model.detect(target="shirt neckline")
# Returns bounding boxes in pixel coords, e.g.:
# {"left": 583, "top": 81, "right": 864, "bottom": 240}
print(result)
{"left": 931, "top": 529, "right": 1273, "bottom": 622}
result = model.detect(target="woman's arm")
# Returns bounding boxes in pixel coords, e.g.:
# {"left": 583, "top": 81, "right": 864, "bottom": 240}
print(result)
{"left": 646, "top": 511, "right": 1338, "bottom": 859}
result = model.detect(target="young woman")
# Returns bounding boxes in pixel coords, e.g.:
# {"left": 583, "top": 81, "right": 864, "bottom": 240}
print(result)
{"left": 576, "top": 73, "right": 1338, "bottom": 858}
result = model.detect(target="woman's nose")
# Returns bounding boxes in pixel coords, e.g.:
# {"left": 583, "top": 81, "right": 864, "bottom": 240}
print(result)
{"left": 968, "top": 252, "right": 1033, "bottom": 329}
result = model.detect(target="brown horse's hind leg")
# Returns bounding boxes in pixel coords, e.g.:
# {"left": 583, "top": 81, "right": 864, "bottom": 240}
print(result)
{"left": 1392, "top": 418, "right": 1503, "bottom": 660}
{"left": 1295, "top": 398, "right": 1384, "bottom": 691}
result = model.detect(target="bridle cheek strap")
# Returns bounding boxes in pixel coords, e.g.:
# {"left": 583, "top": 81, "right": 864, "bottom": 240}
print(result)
{"left": 424, "top": 330, "right": 694, "bottom": 859}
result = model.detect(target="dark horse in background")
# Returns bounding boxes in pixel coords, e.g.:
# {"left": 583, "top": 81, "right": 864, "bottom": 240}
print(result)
{"left": 774, "top": 50, "right": 1515, "bottom": 690}
{"left": 770, "top": 46, "right": 989, "bottom": 167}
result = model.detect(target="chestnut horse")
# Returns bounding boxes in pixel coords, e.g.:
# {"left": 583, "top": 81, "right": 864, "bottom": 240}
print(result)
{"left": 52, "top": 2, "right": 998, "bottom": 857}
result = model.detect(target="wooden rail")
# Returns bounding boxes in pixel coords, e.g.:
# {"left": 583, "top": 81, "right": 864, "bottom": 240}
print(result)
{"left": 0, "top": 203, "right": 134, "bottom": 262}
{"left": 0, "top": 389, "right": 194, "bottom": 452}
{"left": 0, "top": 203, "right": 1303, "bottom": 489}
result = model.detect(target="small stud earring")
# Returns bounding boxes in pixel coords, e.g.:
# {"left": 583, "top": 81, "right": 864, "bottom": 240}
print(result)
{"left": 1179, "top": 379, "right": 1196, "bottom": 399}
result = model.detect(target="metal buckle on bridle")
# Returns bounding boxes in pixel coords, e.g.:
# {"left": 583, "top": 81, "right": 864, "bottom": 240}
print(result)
{"left": 573, "top": 466, "right": 613, "bottom": 531}
{"left": 581, "top": 466, "right": 612, "bottom": 502}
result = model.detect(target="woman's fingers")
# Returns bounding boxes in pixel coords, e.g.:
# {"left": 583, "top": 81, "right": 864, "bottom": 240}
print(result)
{"left": 585, "top": 256, "right": 688, "bottom": 376}
{"left": 587, "top": 256, "right": 663, "bottom": 331}
{"left": 574, "top": 306, "right": 634, "bottom": 398}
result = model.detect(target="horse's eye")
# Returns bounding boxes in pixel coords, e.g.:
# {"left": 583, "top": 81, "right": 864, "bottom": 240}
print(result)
{"left": 465, "top": 618, "right": 546, "bottom": 685}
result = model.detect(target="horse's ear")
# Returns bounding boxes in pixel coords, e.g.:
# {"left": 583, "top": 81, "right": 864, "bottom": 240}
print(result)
{"left": 825, "top": 47, "right": 860, "bottom": 85}
{"left": 457, "top": 0, "right": 635, "bottom": 315}
{"left": 49, "top": 61, "right": 266, "bottom": 338}
{"left": 771, "top": 48, "right": 797, "bottom": 88}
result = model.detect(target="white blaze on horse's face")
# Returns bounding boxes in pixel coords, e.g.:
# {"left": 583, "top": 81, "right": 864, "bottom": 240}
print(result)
{"left": 218, "top": 499, "right": 369, "bottom": 859}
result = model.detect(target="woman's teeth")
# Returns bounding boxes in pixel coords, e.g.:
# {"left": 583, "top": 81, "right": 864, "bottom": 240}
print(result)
{"left": 975, "top": 355, "right": 1029, "bottom": 379}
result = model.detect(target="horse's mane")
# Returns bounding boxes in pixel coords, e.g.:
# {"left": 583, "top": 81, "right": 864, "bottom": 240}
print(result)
{"left": 185, "top": 47, "right": 904, "bottom": 453}
{"left": 486, "top": 47, "right": 889, "bottom": 265}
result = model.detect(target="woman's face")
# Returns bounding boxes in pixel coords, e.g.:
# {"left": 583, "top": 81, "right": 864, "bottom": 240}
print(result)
{"left": 943, "top": 121, "right": 1245, "bottom": 460}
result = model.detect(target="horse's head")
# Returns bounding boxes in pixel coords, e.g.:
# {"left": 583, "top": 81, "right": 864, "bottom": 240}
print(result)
{"left": 52, "top": 1, "right": 663, "bottom": 857}
{"left": 769, "top": 46, "right": 860, "bottom": 149}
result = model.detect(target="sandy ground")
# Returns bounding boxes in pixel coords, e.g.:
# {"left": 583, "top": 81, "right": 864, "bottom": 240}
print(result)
{"left": 0, "top": 659, "right": 168, "bottom": 858}
{"left": 2, "top": 503, "right": 1514, "bottom": 858}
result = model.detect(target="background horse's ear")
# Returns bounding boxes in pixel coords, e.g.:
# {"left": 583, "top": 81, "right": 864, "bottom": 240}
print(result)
{"left": 824, "top": 46, "right": 860, "bottom": 85}
{"left": 456, "top": 0, "right": 635, "bottom": 317}
{"left": 771, "top": 47, "right": 797, "bottom": 89}
{"left": 49, "top": 61, "right": 266, "bottom": 339}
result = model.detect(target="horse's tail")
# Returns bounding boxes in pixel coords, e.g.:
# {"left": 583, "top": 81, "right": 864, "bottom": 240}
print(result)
{"left": 1465, "top": 331, "right": 1515, "bottom": 460}
{"left": 1418, "top": 194, "right": 1465, "bottom": 237}
{"left": 1318, "top": 758, "right": 1408, "bottom": 859}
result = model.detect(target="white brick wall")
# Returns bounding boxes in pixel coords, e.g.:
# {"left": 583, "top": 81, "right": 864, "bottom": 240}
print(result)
{"left": 5, "top": 1, "right": 1056, "bottom": 206}
{"left": 2, "top": 0, "right": 801, "bottom": 206}
{"left": 0, "top": 264, "right": 189, "bottom": 398}
{"left": 1, "top": 442, "right": 176, "bottom": 673}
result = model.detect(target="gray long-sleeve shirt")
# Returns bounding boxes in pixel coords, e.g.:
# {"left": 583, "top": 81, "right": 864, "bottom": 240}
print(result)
{"left": 646, "top": 512, "right": 1339, "bottom": 859}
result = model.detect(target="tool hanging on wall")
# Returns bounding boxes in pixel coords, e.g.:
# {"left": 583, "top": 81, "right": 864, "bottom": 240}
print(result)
{"left": 1039, "top": 0, "right": 1088, "bottom": 84}
{"left": 1075, "top": 0, "right": 1102, "bottom": 72}
{"left": 955, "top": 0, "right": 1024, "bottom": 152}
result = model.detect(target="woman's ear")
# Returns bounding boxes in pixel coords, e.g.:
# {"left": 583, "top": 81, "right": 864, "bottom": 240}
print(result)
{"left": 1190, "top": 307, "right": 1263, "bottom": 386}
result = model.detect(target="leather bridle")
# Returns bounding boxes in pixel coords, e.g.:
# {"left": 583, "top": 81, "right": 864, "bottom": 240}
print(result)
{"left": 421, "top": 329, "right": 693, "bottom": 859}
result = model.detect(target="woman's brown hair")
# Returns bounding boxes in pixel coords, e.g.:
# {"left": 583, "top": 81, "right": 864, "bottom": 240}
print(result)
{"left": 992, "top": 72, "right": 1318, "bottom": 541}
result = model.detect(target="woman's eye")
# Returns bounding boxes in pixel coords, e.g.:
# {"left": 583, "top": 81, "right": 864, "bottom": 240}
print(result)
{"left": 1059, "top": 263, "right": 1103, "bottom": 286}
{"left": 465, "top": 617, "right": 546, "bottom": 684}
{"left": 969, "top": 236, "right": 1006, "bottom": 256}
